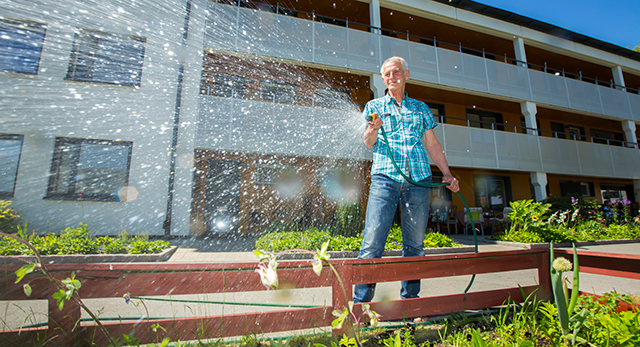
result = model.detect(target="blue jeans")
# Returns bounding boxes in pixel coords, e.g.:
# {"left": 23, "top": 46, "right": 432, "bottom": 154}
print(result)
{"left": 353, "top": 174, "right": 432, "bottom": 303}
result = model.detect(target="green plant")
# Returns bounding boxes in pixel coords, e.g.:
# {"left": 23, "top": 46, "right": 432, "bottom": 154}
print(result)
{"left": 335, "top": 201, "right": 364, "bottom": 238}
{"left": 0, "top": 200, "right": 21, "bottom": 234}
{"left": 254, "top": 241, "right": 380, "bottom": 347}
{"left": 2, "top": 231, "right": 117, "bottom": 346}
{"left": 507, "top": 200, "right": 551, "bottom": 235}
{"left": 549, "top": 243, "right": 589, "bottom": 345}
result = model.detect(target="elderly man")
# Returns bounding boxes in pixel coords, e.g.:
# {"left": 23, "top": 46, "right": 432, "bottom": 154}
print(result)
{"left": 355, "top": 56, "right": 459, "bottom": 303}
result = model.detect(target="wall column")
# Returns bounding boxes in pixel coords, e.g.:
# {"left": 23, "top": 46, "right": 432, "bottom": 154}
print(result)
{"left": 521, "top": 101, "right": 538, "bottom": 135}
{"left": 612, "top": 66, "right": 626, "bottom": 90}
{"left": 622, "top": 120, "right": 638, "bottom": 148}
{"left": 369, "top": 0, "right": 381, "bottom": 34}
{"left": 530, "top": 172, "right": 548, "bottom": 202}
{"left": 513, "top": 37, "right": 527, "bottom": 67}
{"left": 371, "top": 74, "right": 385, "bottom": 98}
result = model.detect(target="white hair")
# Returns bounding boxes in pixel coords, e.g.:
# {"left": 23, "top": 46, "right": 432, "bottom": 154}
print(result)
{"left": 381, "top": 56, "right": 409, "bottom": 74}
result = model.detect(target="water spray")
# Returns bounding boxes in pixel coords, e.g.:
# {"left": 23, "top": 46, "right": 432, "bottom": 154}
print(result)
{"left": 367, "top": 114, "right": 478, "bottom": 293}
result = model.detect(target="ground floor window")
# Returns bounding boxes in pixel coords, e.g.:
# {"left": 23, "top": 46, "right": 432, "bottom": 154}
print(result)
{"left": 559, "top": 180, "right": 595, "bottom": 198}
{"left": 473, "top": 175, "right": 512, "bottom": 211}
{"left": 0, "top": 134, "right": 24, "bottom": 198}
{"left": 45, "top": 137, "right": 133, "bottom": 201}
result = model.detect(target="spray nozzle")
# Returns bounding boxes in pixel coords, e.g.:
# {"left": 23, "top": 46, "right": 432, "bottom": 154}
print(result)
{"left": 365, "top": 114, "right": 376, "bottom": 122}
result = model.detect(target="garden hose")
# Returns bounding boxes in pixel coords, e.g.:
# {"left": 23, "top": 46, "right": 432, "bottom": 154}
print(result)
{"left": 367, "top": 114, "right": 478, "bottom": 293}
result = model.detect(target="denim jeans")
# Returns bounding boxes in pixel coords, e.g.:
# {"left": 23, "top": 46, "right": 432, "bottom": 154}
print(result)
{"left": 353, "top": 174, "right": 432, "bottom": 303}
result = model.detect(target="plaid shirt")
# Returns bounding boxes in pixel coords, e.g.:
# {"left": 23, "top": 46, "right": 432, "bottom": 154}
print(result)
{"left": 363, "top": 93, "right": 437, "bottom": 183}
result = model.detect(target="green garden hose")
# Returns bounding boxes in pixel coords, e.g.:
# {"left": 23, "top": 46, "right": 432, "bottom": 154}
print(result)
{"left": 373, "top": 116, "right": 478, "bottom": 293}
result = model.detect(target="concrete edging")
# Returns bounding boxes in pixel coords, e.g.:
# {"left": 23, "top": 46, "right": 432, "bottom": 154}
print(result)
{"left": 277, "top": 245, "right": 477, "bottom": 260}
{"left": 0, "top": 246, "right": 178, "bottom": 264}
{"left": 479, "top": 237, "right": 640, "bottom": 249}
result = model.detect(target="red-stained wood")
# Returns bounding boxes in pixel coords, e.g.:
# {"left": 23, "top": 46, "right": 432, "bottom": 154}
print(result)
{"left": 368, "top": 285, "right": 538, "bottom": 321}
{"left": 2, "top": 247, "right": 638, "bottom": 346}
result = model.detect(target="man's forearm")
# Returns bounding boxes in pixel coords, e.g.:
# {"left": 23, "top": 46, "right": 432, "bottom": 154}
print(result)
{"left": 363, "top": 127, "right": 378, "bottom": 148}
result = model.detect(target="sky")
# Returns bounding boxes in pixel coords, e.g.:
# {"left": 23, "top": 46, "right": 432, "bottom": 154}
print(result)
{"left": 475, "top": 0, "right": 640, "bottom": 50}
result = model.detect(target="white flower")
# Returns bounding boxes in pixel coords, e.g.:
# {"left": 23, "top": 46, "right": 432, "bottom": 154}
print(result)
{"left": 571, "top": 208, "right": 580, "bottom": 222}
{"left": 312, "top": 255, "right": 322, "bottom": 276}
{"left": 256, "top": 259, "right": 279, "bottom": 290}
{"left": 553, "top": 257, "right": 573, "bottom": 273}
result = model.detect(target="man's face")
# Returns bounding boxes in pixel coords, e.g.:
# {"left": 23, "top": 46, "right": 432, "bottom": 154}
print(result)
{"left": 381, "top": 61, "right": 409, "bottom": 93}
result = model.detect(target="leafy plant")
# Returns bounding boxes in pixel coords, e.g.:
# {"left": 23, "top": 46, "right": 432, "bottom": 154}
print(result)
{"left": 254, "top": 241, "right": 380, "bottom": 347}
{"left": 335, "top": 201, "right": 364, "bottom": 238}
{"left": 0, "top": 200, "right": 21, "bottom": 234}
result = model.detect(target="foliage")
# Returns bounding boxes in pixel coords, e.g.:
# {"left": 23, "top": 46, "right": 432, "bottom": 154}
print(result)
{"left": 494, "top": 197, "right": 640, "bottom": 243}
{"left": 0, "top": 200, "right": 21, "bottom": 234}
{"left": 0, "top": 223, "right": 170, "bottom": 256}
{"left": 254, "top": 225, "right": 459, "bottom": 253}
{"left": 335, "top": 201, "right": 364, "bottom": 238}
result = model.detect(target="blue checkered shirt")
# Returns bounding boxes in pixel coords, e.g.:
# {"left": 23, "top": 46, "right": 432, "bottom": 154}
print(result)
{"left": 363, "top": 93, "right": 437, "bottom": 183}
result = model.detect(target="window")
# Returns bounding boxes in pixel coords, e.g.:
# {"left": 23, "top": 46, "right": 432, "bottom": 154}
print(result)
{"left": 559, "top": 180, "right": 595, "bottom": 198}
{"left": 430, "top": 172, "right": 453, "bottom": 212}
{"left": 590, "top": 128, "right": 624, "bottom": 146}
{"left": 46, "top": 138, "right": 133, "bottom": 201}
{"left": 202, "top": 73, "right": 246, "bottom": 98}
{"left": 426, "top": 102, "right": 445, "bottom": 123}
{"left": 315, "top": 86, "right": 351, "bottom": 108}
{"left": 466, "top": 109, "right": 504, "bottom": 131}
{"left": 0, "top": 18, "right": 46, "bottom": 75}
{"left": 600, "top": 184, "right": 630, "bottom": 203}
{"left": 473, "top": 175, "right": 512, "bottom": 211}
{"left": 256, "top": 162, "right": 294, "bottom": 185}
{"left": 0, "top": 134, "right": 24, "bottom": 198}
{"left": 65, "top": 29, "right": 146, "bottom": 87}
{"left": 550, "top": 122, "right": 586, "bottom": 141}
{"left": 259, "top": 79, "right": 296, "bottom": 103}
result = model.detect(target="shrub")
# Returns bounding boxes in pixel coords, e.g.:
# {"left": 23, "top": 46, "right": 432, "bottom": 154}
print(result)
{"left": 0, "top": 200, "right": 21, "bottom": 234}
{"left": 254, "top": 224, "right": 458, "bottom": 253}
{"left": 335, "top": 201, "right": 364, "bottom": 238}
{"left": 0, "top": 224, "right": 170, "bottom": 256}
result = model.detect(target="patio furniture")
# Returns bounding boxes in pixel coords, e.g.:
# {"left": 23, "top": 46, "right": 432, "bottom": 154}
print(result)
{"left": 462, "top": 207, "right": 484, "bottom": 236}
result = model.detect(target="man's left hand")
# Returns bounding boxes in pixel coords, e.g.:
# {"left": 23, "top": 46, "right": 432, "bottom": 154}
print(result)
{"left": 442, "top": 174, "right": 459, "bottom": 192}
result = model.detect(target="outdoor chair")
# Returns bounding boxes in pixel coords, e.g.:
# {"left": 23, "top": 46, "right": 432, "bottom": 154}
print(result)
{"left": 438, "top": 205, "right": 458, "bottom": 234}
{"left": 462, "top": 207, "right": 484, "bottom": 236}
{"left": 490, "top": 207, "right": 512, "bottom": 232}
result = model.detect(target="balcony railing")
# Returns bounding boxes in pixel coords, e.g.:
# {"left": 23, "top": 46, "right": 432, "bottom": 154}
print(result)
{"left": 196, "top": 95, "right": 640, "bottom": 179}
{"left": 205, "top": 3, "right": 640, "bottom": 124}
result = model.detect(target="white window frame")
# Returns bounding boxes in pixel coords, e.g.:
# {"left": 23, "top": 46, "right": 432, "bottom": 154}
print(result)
{"left": 0, "top": 18, "right": 46, "bottom": 75}
{"left": 0, "top": 134, "right": 24, "bottom": 198}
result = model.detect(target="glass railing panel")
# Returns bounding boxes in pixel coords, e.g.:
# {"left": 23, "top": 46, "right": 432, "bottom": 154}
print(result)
{"left": 485, "top": 60, "right": 532, "bottom": 99}
{"left": 408, "top": 41, "right": 438, "bottom": 83}
{"left": 529, "top": 69, "right": 570, "bottom": 108}
{"left": 239, "top": 9, "right": 277, "bottom": 56}
{"left": 629, "top": 93, "right": 640, "bottom": 122}
{"left": 494, "top": 132, "right": 542, "bottom": 171}
{"left": 441, "top": 125, "right": 473, "bottom": 167}
{"left": 271, "top": 14, "right": 314, "bottom": 61}
{"left": 379, "top": 36, "right": 410, "bottom": 64}
{"left": 469, "top": 128, "right": 498, "bottom": 167}
{"left": 347, "top": 29, "right": 381, "bottom": 72}
{"left": 314, "top": 22, "right": 349, "bottom": 67}
{"left": 205, "top": 3, "right": 238, "bottom": 50}
{"left": 566, "top": 79, "right": 603, "bottom": 114}
{"left": 575, "top": 142, "right": 616, "bottom": 177}
{"left": 505, "top": 64, "right": 532, "bottom": 100}
{"left": 611, "top": 146, "right": 640, "bottom": 179}
{"left": 436, "top": 48, "right": 465, "bottom": 89}
{"left": 538, "top": 137, "right": 581, "bottom": 175}
{"left": 461, "top": 54, "right": 489, "bottom": 92}
{"left": 598, "top": 85, "right": 632, "bottom": 119}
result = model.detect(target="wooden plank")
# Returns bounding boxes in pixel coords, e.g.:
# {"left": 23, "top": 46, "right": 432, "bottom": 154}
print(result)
{"left": 90, "top": 307, "right": 333, "bottom": 346}
{"left": 369, "top": 285, "right": 539, "bottom": 321}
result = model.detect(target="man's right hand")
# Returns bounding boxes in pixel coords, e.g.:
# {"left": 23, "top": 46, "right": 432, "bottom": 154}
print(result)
{"left": 367, "top": 113, "right": 383, "bottom": 130}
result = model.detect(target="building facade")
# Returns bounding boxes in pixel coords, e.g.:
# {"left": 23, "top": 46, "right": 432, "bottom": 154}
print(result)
{"left": 1, "top": 0, "right": 639, "bottom": 236}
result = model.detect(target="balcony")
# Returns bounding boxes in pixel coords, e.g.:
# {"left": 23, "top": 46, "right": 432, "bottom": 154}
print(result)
{"left": 196, "top": 95, "right": 640, "bottom": 179}
{"left": 205, "top": 3, "right": 640, "bottom": 123}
